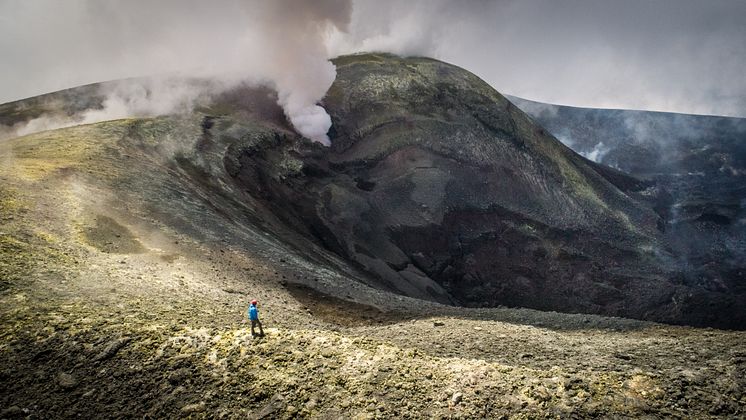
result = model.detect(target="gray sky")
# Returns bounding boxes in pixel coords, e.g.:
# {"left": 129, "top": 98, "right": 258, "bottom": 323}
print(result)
{"left": 1, "top": 0, "right": 745, "bottom": 117}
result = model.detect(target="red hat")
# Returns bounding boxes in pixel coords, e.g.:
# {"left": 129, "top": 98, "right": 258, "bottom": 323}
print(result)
{"left": 251, "top": 299, "right": 258, "bottom": 305}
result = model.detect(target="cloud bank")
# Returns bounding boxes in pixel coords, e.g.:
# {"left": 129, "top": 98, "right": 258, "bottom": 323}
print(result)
{"left": 328, "top": 0, "right": 746, "bottom": 117}
{"left": 0, "top": 0, "right": 744, "bottom": 145}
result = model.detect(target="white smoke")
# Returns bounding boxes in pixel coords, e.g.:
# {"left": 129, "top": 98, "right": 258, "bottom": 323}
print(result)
{"left": 283, "top": 104, "right": 333, "bottom": 146}
{"left": 84, "top": 79, "right": 208, "bottom": 121}
{"left": 553, "top": 133, "right": 609, "bottom": 164}
{"left": 1, "top": 78, "right": 212, "bottom": 140}
{"left": 248, "top": 0, "right": 352, "bottom": 146}
{"left": 0, "top": 0, "right": 352, "bottom": 146}
{"left": 2, "top": 0, "right": 746, "bottom": 130}
{"left": 580, "top": 142, "right": 610, "bottom": 163}
{"left": 12, "top": 115, "right": 78, "bottom": 138}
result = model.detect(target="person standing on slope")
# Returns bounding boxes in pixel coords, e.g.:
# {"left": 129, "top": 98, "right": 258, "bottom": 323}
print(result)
{"left": 248, "top": 299, "right": 264, "bottom": 337}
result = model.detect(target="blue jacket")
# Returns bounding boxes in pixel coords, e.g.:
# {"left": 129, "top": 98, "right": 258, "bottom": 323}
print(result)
{"left": 248, "top": 304, "right": 259, "bottom": 321}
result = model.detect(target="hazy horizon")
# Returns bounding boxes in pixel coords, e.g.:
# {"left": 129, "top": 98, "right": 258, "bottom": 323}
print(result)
{"left": 1, "top": 0, "right": 745, "bottom": 118}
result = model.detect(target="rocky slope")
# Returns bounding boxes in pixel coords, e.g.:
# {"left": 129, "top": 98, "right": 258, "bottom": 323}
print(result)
{"left": 509, "top": 96, "right": 746, "bottom": 327}
{"left": 1, "top": 54, "right": 744, "bottom": 329}
{"left": 219, "top": 54, "right": 740, "bottom": 328}
{"left": 2, "top": 54, "right": 744, "bottom": 329}
{"left": 0, "top": 53, "right": 745, "bottom": 417}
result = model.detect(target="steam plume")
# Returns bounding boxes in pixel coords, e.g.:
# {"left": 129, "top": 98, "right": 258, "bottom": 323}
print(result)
{"left": 0, "top": 0, "right": 351, "bottom": 146}
{"left": 0, "top": 78, "right": 212, "bottom": 141}
{"left": 249, "top": 0, "right": 352, "bottom": 146}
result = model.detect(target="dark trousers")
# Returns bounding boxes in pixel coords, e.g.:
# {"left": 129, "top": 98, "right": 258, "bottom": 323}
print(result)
{"left": 251, "top": 319, "right": 264, "bottom": 336}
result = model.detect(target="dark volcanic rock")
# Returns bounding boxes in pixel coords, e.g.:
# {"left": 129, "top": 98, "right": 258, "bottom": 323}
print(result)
{"left": 509, "top": 95, "right": 746, "bottom": 328}
{"left": 220, "top": 54, "right": 744, "bottom": 327}
{"left": 93, "top": 337, "right": 130, "bottom": 362}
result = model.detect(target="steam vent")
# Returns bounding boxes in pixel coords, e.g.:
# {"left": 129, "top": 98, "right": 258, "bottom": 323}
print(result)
{"left": 1, "top": 54, "right": 745, "bottom": 417}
